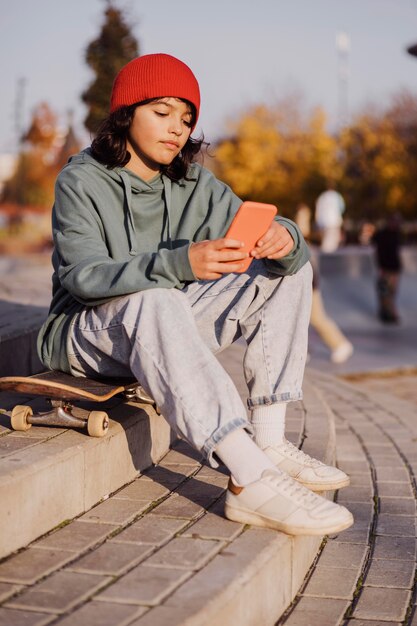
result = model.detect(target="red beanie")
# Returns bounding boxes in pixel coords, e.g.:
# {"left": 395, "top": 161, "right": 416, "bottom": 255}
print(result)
{"left": 110, "top": 53, "right": 201, "bottom": 126}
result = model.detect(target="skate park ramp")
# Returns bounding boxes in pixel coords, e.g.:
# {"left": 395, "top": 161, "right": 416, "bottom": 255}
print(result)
{"left": 308, "top": 246, "right": 417, "bottom": 375}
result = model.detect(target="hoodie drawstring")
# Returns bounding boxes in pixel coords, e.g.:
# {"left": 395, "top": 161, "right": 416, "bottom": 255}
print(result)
{"left": 162, "top": 176, "right": 173, "bottom": 250}
{"left": 119, "top": 170, "right": 138, "bottom": 255}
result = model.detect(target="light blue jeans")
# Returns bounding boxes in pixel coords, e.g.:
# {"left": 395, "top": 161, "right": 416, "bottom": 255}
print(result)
{"left": 68, "top": 260, "right": 312, "bottom": 466}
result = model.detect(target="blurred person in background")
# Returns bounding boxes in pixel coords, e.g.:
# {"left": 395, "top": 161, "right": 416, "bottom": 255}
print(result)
{"left": 372, "top": 213, "right": 403, "bottom": 323}
{"left": 296, "top": 204, "right": 353, "bottom": 364}
{"left": 315, "top": 183, "right": 346, "bottom": 253}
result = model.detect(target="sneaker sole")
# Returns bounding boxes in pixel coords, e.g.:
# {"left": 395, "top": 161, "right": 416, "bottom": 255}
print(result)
{"left": 297, "top": 476, "right": 351, "bottom": 492}
{"left": 224, "top": 503, "right": 354, "bottom": 536}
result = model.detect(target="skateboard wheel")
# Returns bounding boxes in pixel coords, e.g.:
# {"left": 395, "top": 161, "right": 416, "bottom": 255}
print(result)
{"left": 11, "top": 405, "right": 33, "bottom": 431}
{"left": 87, "top": 411, "right": 109, "bottom": 437}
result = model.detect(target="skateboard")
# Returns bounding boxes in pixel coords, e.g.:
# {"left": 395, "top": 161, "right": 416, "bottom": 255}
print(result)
{"left": 0, "top": 370, "right": 157, "bottom": 438}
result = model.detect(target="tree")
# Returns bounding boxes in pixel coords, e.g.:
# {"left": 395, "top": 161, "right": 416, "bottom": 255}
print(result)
{"left": 82, "top": 2, "right": 139, "bottom": 134}
{"left": 211, "top": 98, "right": 338, "bottom": 217}
{"left": 338, "top": 108, "right": 411, "bottom": 221}
{"left": 2, "top": 102, "right": 60, "bottom": 208}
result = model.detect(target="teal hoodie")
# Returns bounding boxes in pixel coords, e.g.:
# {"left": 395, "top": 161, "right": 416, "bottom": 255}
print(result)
{"left": 37, "top": 149, "right": 310, "bottom": 372}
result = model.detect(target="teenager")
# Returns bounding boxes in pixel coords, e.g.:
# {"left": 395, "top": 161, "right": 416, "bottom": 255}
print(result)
{"left": 38, "top": 53, "right": 353, "bottom": 536}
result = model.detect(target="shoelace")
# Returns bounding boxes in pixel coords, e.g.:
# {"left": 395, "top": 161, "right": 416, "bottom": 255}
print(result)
{"left": 265, "top": 471, "right": 321, "bottom": 507}
{"left": 280, "top": 440, "right": 323, "bottom": 468}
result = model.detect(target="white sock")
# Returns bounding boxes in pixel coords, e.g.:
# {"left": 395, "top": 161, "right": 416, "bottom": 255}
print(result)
{"left": 251, "top": 403, "right": 287, "bottom": 450}
{"left": 215, "top": 428, "right": 276, "bottom": 486}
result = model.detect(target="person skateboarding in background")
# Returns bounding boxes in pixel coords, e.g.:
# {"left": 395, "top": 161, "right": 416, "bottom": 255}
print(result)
{"left": 37, "top": 53, "right": 353, "bottom": 536}
{"left": 295, "top": 204, "right": 353, "bottom": 364}
{"left": 372, "top": 213, "right": 403, "bottom": 323}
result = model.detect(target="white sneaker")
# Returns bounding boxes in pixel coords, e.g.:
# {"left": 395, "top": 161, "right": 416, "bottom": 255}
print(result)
{"left": 264, "top": 440, "right": 350, "bottom": 492}
{"left": 331, "top": 341, "right": 353, "bottom": 364}
{"left": 224, "top": 469, "right": 353, "bottom": 536}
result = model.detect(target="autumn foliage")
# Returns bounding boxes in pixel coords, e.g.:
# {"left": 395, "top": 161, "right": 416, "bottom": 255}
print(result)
{"left": 1, "top": 103, "right": 71, "bottom": 209}
{"left": 211, "top": 90, "right": 417, "bottom": 222}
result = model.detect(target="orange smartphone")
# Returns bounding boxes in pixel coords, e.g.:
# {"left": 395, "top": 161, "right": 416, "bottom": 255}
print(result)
{"left": 224, "top": 201, "right": 278, "bottom": 272}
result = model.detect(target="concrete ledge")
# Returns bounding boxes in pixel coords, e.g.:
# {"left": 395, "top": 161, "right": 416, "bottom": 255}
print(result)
{"left": 0, "top": 400, "right": 173, "bottom": 559}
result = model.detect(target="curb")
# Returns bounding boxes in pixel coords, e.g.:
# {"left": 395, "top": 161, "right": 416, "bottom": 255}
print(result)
{"left": 0, "top": 401, "right": 173, "bottom": 559}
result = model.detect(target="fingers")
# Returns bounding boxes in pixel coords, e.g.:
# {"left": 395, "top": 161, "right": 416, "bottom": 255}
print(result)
{"left": 195, "top": 260, "right": 248, "bottom": 280}
{"left": 251, "top": 223, "right": 294, "bottom": 259}
{"left": 189, "top": 239, "right": 249, "bottom": 279}
{"left": 216, "top": 238, "right": 245, "bottom": 250}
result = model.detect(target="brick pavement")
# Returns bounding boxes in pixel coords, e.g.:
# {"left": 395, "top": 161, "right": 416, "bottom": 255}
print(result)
{"left": 279, "top": 370, "right": 417, "bottom": 626}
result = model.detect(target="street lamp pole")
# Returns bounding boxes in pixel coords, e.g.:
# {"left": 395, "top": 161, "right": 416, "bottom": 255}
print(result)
{"left": 336, "top": 31, "right": 350, "bottom": 130}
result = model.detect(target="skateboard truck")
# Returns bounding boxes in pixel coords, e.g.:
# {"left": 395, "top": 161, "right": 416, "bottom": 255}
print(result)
{"left": 11, "top": 401, "right": 110, "bottom": 437}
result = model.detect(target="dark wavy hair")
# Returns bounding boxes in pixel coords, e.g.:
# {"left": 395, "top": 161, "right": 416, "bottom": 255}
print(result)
{"left": 90, "top": 99, "right": 205, "bottom": 181}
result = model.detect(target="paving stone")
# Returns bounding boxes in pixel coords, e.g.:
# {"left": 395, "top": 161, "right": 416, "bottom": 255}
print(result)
{"left": 371, "top": 457, "right": 405, "bottom": 468}
{"left": 345, "top": 502, "right": 374, "bottom": 524}
{"left": 365, "top": 558, "right": 415, "bottom": 588}
{"left": 335, "top": 448, "right": 367, "bottom": 462}
{"left": 113, "top": 478, "right": 170, "bottom": 502}
{"left": 378, "top": 497, "right": 416, "bottom": 515}
{"left": 375, "top": 466, "right": 410, "bottom": 482}
{"left": 337, "top": 460, "right": 371, "bottom": 475}
{"left": 0, "top": 582, "right": 22, "bottom": 603}
{"left": 282, "top": 596, "right": 349, "bottom": 625}
{"left": 175, "top": 477, "right": 224, "bottom": 507}
{"left": 67, "top": 541, "right": 153, "bottom": 575}
{"left": 194, "top": 464, "right": 228, "bottom": 482}
{"left": 353, "top": 587, "right": 411, "bottom": 622}
{"left": 158, "top": 448, "right": 202, "bottom": 466}
{"left": 0, "top": 608, "right": 54, "bottom": 626}
{"left": 150, "top": 493, "right": 205, "bottom": 520}
{"left": 366, "top": 443, "right": 397, "bottom": 455}
{"left": 372, "top": 535, "right": 416, "bottom": 561}
{"left": 144, "top": 536, "right": 225, "bottom": 570}
{"left": 54, "top": 600, "right": 147, "bottom": 626}
{"left": 337, "top": 486, "right": 374, "bottom": 503}
{"left": 349, "top": 473, "right": 373, "bottom": 488}
{"left": 6, "top": 571, "right": 110, "bottom": 613}
{"left": 302, "top": 565, "right": 358, "bottom": 599}
{"left": 377, "top": 481, "right": 414, "bottom": 498}
{"left": 167, "top": 439, "right": 205, "bottom": 462}
{"left": 142, "top": 464, "right": 195, "bottom": 488}
{"left": 329, "top": 523, "right": 370, "bottom": 544}
{"left": 182, "top": 510, "right": 243, "bottom": 540}
{"left": 376, "top": 513, "right": 416, "bottom": 537}
{"left": 0, "top": 547, "right": 74, "bottom": 584}
{"left": 80, "top": 498, "right": 149, "bottom": 525}
{"left": 34, "top": 521, "right": 117, "bottom": 552}
{"left": 110, "top": 514, "right": 188, "bottom": 546}
{"left": 317, "top": 542, "right": 369, "bottom": 570}
{"left": 189, "top": 469, "right": 229, "bottom": 488}
{"left": 96, "top": 565, "right": 191, "bottom": 606}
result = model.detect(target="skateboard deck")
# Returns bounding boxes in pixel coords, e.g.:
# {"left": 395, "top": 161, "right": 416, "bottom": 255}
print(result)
{"left": 0, "top": 371, "right": 156, "bottom": 437}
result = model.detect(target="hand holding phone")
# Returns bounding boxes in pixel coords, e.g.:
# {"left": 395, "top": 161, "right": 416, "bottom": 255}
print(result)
{"left": 224, "top": 201, "right": 278, "bottom": 272}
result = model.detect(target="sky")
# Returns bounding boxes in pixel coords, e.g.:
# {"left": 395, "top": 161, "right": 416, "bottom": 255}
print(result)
{"left": 1, "top": 0, "right": 417, "bottom": 155}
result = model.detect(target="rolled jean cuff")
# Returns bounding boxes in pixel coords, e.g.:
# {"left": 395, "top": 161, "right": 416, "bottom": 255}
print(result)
{"left": 247, "top": 390, "right": 303, "bottom": 409}
{"left": 202, "top": 418, "right": 253, "bottom": 468}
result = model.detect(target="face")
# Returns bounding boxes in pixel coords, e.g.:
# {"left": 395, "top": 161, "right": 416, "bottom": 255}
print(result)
{"left": 126, "top": 97, "right": 193, "bottom": 180}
